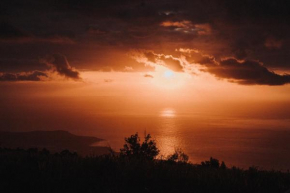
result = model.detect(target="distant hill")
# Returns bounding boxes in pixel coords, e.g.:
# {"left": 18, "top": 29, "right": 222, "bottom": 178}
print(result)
{"left": 0, "top": 130, "right": 111, "bottom": 156}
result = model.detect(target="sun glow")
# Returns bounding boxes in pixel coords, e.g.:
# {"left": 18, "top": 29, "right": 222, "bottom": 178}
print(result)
{"left": 160, "top": 108, "right": 176, "bottom": 117}
{"left": 163, "top": 70, "right": 175, "bottom": 78}
{"left": 149, "top": 66, "right": 190, "bottom": 89}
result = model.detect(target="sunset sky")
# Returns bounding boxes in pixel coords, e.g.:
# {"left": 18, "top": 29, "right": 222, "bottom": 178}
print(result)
{"left": 1, "top": 0, "right": 290, "bottom": 133}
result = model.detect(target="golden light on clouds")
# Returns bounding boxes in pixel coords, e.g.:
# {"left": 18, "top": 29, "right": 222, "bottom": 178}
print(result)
{"left": 160, "top": 20, "right": 192, "bottom": 28}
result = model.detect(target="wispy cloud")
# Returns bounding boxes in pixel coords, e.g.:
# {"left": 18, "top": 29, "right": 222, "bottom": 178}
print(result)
{"left": 0, "top": 54, "right": 81, "bottom": 82}
{"left": 42, "top": 54, "right": 81, "bottom": 80}
{"left": 144, "top": 74, "right": 154, "bottom": 78}
{"left": 0, "top": 71, "right": 48, "bottom": 81}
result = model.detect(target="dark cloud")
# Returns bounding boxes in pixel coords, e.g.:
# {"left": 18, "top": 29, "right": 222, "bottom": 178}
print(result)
{"left": 0, "top": 53, "right": 81, "bottom": 81}
{"left": 0, "top": 22, "right": 74, "bottom": 44}
{"left": 144, "top": 51, "right": 156, "bottom": 63}
{"left": 177, "top": 49, "right": 290, "bottom": 85}
{"left": 44, "top": 54, "right": 81, "bottom": 80}
{"left": 144, "top": 74, "right": 153, "bottom": 78}
{"left": 264, "top": 37, "right": 283, "bottom": 49}
{"left": 132, "top": 48, "right": 290, "bottom": 85}
{"left": 0, "top": 71, "right": 47, "bottom": 81}
{"left": 0, "top": 0, "right": 289, "bottom": 75}
{"left": 205, "top": 58, "right": 290, "bottom": 85}
{"left": 0, "top": 22, "right": 29, "bottom": 39}
{"left": 0, "top": 21, "right": 34, "bottom": 44}
{"left": 86, "top": 26, "right": 108, "bottom": 35}
{"left": 160, "top": 55, "right": 183, "bottom": 72}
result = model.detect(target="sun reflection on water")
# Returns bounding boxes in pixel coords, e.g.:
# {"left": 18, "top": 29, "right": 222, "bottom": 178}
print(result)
{"left": 157, "top": 108, "right": 183, "bottom": 158}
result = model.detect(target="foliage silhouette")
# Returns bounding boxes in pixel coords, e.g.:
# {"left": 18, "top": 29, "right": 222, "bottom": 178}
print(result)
{"left": 1, "top": 147, "right": 290, "bottom": 193}
{"left": 1, "top": 133, "right": 290, "bottom": 193}
{"left": 120, "top": 133, "right": 159, "bottom": 160}
{"left": 167, "top": 148, "right": 189, "bottom": 163}
{"left": 201, "top": 157, "right": 222, "bottom": 168}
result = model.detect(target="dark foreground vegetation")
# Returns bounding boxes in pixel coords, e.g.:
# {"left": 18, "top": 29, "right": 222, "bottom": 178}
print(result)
{"left": 1, "top": 133, "right": 290, "bottom": 193}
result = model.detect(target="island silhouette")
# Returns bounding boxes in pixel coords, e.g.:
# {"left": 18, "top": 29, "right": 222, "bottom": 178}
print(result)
{"left": 0, "top": 130, "right": 111, "bottom": 156}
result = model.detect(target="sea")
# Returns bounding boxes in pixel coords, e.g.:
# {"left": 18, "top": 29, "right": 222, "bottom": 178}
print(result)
{"left": 86, "top": 109, "right": 290, "bottom": 171}
{"left": 1, "top": 100, "right": 290, "bottom": 171}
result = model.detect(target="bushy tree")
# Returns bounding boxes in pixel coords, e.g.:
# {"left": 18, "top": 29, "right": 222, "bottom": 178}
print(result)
{"left": 201, "top": 157, "right": 224, "bottom": 169}
{"left": 220, "top": 161, "right": 227, "bottom": 169}
{"left": 120, "top": 133, "right": 159, "bottom": 160}
{"left": 167, "top": 148, "right": 189, "bottom": 163}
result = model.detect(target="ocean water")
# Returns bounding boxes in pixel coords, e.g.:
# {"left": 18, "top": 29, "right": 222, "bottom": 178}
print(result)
{"left": 84, "top": 109, "right": 290, "bottom": 171}
{"left": 1, "top": 99, "right": 290, "bottom": 170}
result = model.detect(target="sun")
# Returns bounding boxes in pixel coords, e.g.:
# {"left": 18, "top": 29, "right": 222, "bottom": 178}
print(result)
{"left": 148, "top": 65, "right": 189, "bottom": 89}
{"left": 163, "top": 70, "right": 175, "bottom": 79}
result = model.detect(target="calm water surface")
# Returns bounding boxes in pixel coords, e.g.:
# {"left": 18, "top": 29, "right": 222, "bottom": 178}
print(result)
{"left": 1, "top": 103, "right": 290, "bottom": 170}
{"left": 89, "top": 109, "right": 290, "bottom": 171}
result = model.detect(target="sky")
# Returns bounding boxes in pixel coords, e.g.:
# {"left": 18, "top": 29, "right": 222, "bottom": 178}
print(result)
{"left": 1, "top": 0, "right": 290, "bottom": 130}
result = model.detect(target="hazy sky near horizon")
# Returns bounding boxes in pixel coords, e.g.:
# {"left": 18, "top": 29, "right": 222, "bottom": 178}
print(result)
{"left": 1, "top": 0, "right": 290, "bottom": 128}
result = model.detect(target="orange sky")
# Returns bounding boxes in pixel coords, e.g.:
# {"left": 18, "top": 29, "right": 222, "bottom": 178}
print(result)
{"left": 1, "top": 66, "right": 290, "bottom": 119}
{"left": 1, "top": 0, "right": 290, "bottom": 130}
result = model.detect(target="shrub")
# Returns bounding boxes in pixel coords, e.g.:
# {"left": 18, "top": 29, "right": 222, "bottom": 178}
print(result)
{"left": 120, "top": 133, "right": 159, "bottom": 160}
{"left": 201, "top": 157, "right": 221, "bottom": 168}
{"left": 167, "top": 148, "right": 189, "bottom": 163}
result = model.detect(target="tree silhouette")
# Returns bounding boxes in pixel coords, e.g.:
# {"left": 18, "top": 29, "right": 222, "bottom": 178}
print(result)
{"left": 120, "top": 133, "right": 159, "bottom": 160}
{"left": 167, "top": 148, "right": 189, "bottom": 163}
{"left": 201, "top": 157, "right": 224, "bottom": 169}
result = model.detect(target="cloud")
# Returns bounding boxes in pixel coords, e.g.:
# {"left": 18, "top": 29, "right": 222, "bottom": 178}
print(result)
{"left": 36, "top": 36, "right": 75, "bottom": 44}
{"left": 0, "top": 71, "right": 48, "bottom": 81}
{"left": 0, "top": 54, "right": 82, "bottom": 82}
{"left": 160, "top": 20, "right": 192, "bottom": 28}
{"left": 143, "top": 51, "right": 157, "bottom": 63}
{"left": 178, "top": 48, "right": 290, "bottom": 85}
{"left": 185, "top": 51, "right": 290, "bottom": 85}
{"left": 160, "top": 20, "right": 195, "bottom": 34}
{"left": 160, "top": 55, "right": 184, "bottom": 72}
{"left": 0, "top": 22, "right": 29, "bottom": 40}
{"left": 144, "top": 74, "right": 154, "bottom": 78}
{"left": 194, "top": 24, "right": 212, "bottom": 35}
{"left": 178, "top": 48, "right": 217, "bottom": 66}
{"left": 43, "top": 54, "right": 81, "bottom": 80}
{"left": 1, "top": 0, "right": 290, "bottom": 74}
{"left": 0, "top": 22, "right": 74, "bottom": 44}
{"left": 264, "top": 37, "right": 283, "bottom": 49}
{"left": 86, "top": 26, "right": 108, "bottom": 35}
{"left": 160, "top": 20, "right": 211, "bottom": 35}
{"left": 104, "top": 79, "right": 113, "bottom": 83}
{"left": 206, "top": 58, "right": 290, "bottom": 85}
{"left": 131, "top": 50, "right": 184, "bottom": 72}
{"left": 124, "top": 66, "right": 133, "bottom": 71}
